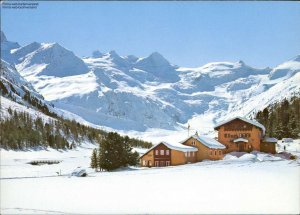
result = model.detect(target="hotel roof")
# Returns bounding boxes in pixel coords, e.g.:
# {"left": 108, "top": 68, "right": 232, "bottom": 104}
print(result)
{"left": 214, "top": 116, "right": 266, "bottom": 135}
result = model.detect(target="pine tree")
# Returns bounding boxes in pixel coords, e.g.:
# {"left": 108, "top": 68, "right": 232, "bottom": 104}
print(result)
{"left": 90, "top": 148, "right": 98, "bottom": 171}
{"left": 96, "top": 132, "right": 140, "bottom": 171}
{"left": 128, "top": 151, "right": 139, "bottom": 166}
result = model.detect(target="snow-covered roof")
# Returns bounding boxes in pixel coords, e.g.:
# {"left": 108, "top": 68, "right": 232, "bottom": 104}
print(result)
{"left": 160, "top": 141, "right": 198, "bottom": 152}
{"left": 282, "top": 138, "right": 293, "bottom": 142}
{"left": 263, "top": 137, "right": 278, "bottom": 143}
{"left": 214, "top": 116, "right": 266, "bottom": 135}
{"left": 180, "top": 135, "right": 226, "bottom": 149}
{"left": 140, "top": 141, "right": 198, "bottom": 158}
{"left": 233, "top": 138, "right": 248, "bottom": 143}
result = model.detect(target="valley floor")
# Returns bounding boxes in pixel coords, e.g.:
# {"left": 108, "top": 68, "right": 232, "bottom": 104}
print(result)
{"left": 1, "top": 141, "right": 300, "bottom": 214}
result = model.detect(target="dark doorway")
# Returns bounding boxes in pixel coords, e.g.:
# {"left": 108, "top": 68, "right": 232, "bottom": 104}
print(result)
{"left": 238, "top": 142, "right": 245, "bottom": 152}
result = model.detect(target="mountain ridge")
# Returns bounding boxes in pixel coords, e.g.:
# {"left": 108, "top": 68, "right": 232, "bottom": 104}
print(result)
{"left": 1, "top": 31, "right": 299, "bottom": 133}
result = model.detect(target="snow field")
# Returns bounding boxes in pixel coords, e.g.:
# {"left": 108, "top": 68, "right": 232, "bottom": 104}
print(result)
{"left": 1, "top": 158, "right": 299, "bottom": 214}
{"left": 1, "top": 141, "right": 300, "bottom": 214}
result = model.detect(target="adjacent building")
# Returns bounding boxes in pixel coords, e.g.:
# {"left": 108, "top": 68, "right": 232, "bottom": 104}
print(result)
{"left": 180, "top": 135, "right": 226, "bottom": 161}
{"left": 140, "top": 141, "right": 198, "bottom": 167}
{"left": 214, "top": 116, "right": 277, "bottom": 154}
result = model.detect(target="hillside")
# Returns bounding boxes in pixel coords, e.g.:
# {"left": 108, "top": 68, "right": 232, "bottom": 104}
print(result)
{"left": 255, "top": 96, "right": 300, "bottom": 139}
{"left": 0, "top": 58, "right": 152, "bottom": 150}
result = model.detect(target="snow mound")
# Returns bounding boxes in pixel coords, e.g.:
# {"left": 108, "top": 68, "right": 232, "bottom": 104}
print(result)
{"left": 256, "top": 153, "right": 282, "bottom": 162}
{"left": 71, "top": 167, "right": 87, "bottom": 177}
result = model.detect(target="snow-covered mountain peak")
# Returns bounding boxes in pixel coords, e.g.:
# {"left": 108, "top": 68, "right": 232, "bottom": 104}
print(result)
{"left": 40, "top": 42, "right": 57, "bottom": 49}
{"left": 269, "top": 54, "right": 300, "bottom": 80}
{"left": 98, "top": 50, "right": 131, "bottom": 69}
{"left": 137, "top": 52, "right": 171, "bottom": 67}
{"left": 40, "top": 42, "right": 70, "bottom": 52}
{"left": 108, "top": 50, "right": 119, "bottom": 57}
{"left": 11, "top": 41, "right": 89, "bottom": 77}
{"left": 11, "top": 42, "right": 41, "bottom": 57}
{"left": 201, "top": 60, "right": 247, "bottom": 71}
{"left": 134, "top": 52, "right": 179, "bottom": 82}
{"left": 125, "top": 55, "right": 139, "bottom": 63}
{"left": 149, "top": 51, "right": 165, "bottom": 58}
{"left": 237, "top": 60, "right": 245, "bottom": 66}
{"left": 92, "top": 50, "right": 103, "bottom": 58}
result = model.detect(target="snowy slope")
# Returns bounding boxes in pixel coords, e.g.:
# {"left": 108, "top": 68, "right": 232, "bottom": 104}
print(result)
{"left": 222, "top": 57, "right": 300, "bottom": 120}
{"left": 0, "top": 59, "right": 51, "bottom": 110}
{"left": 0, "top": 59, "right": 99, "bottom": 129}
{"left": 1, "top": 145, "right": 300, "bottom": 214}
{"left": 269, "top": 55, "right": 300, "bottom": 80}
{"left": 1, "top": 31, "right": 299, "bottom": 134}
{"left": 52, "top": 54, "right": 300, "bottom": 132}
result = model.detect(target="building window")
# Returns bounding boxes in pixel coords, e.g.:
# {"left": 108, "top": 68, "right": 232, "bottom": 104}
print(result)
{"left": 149, "top": 161, "right": 152, "bottom": 166}
{"left": 160, "top": 150, "right": 164, "bottom": 155}
{"left": 143, "top": 160, "right": 146, "bottom": 166}
{"left": 224, "top": 134, "right": 227, "bottom": 138}
{"left": 219, "top": 151, "right": 221, "bottom": 155}
{"left": 192, "top": 141, "right": 196, "bottom": 145}
{"left": 166, "top": 150, "right": 169, "bottom": 155}
{"left": 210, "top": 150, "right": 212, "bottom": 155}
{"left": 155, "top": 150, "right": 158, "bottom": 155}
{"left": 155, "top": 161, "right": 159, "bottom": 167}
{"left": 215, "top": 150, "right": 217, "bottom": 155}
{"left": 166, "top": 161, "right": 170, "bottom": 166}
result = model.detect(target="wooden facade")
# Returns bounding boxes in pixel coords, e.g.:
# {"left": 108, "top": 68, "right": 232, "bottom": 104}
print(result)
{"left": 140, "top": 142, "right": 197, "bottom": 167}
{"left": 214, "top": 117, "right": 276, "bottom": 154}
{"left": 260, "top": 141, "right": 276, "bottom": 154}
{"left": 215, "top": 118, "right": 263, "bottom": 153}
{"left": 181, "top": 137, "right": 224, "bottom": 161}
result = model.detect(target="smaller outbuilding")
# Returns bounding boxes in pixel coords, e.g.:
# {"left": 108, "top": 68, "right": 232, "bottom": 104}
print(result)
{"left": 261, "top": 137, "right": 278, "bottom": 154}
{"left": 140, "top": 141, "right": 198, "bottom": 167}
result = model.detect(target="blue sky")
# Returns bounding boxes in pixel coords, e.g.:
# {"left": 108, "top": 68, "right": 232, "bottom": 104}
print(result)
{"left": 2, "top": 1, "right": 300, "bottom": 68}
